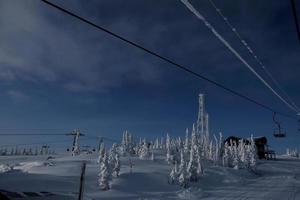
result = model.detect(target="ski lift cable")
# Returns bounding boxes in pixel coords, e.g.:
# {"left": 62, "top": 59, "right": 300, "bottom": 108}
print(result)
{"left": 0, "top": 137, "right": 94, "bottom": 148}
{"left": 0, "top": 139, "right": 72, "bottom": 147}
{"left": 290, "top": 0, "right": 300, "bottom": 43}
{"left": 0, "top": 128, "right": 71, "bottom": 131}
{"left": 40, "top": 0, "right": 296, "bottom": 120}
{"left": 207, "top": 0, "right": 300, "bottom": 113}
{"left": 180, "top": 0, "right": 299, "bottom": 114}
{"left": 0, "top": 133, "right": 70, "bottom": 136}
{"left": 85, "top": 135, "right": 120, "bottom": 143}
{"left": 0, "top": 133, "right": 119, "bottom": 143}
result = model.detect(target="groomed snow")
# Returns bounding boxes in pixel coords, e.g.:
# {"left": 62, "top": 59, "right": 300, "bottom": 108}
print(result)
{"left": 0, "top": 153, "right": 300, "bottom": 199}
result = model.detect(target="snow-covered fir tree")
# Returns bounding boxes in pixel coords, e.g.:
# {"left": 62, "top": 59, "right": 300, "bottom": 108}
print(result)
{"left": 14, "top": 147, "right": 19, "bottom": 156}
{"left": 97, "top": 142, "right": 105, "bottom": 164}
{"left": 34, "top": 146, "right": 38, "bottom": 156}
{"left": 108, "top": 143, "right": 118, "bottom": 178}
{"left": 222, "top": 142, "right": 229, "bottom": 167}
{"left": 154, "top": 138, "right": 159, "bottom": 149}
{"left": 113, "top": 153, "right": 121, "bottom": 177}
{"left": 232, "top": 143, "right": 239, "bottom": 170}
{"left": 166, "top": 134, "right": 171, "bottom": 163}
{"left": 139, "top": 139, "right": 149, "bottom": 159}
{"left": 196, "top": 154, "right": 203, "bottom": 177}
{"left": 151, "top": 148, "right": 155, "bottom": 161}
{"left": 184, "top": 128, "right": 189, "bottom": 154}
{"left": 160, "top": 137, "right": 164, "bottom": 149}
{"left": 169, "top": 161, "right": 179, "bottom": 184}
{"left": 187, "top": 125, "right": 199, "bottom": 182}
{"left": 178, "top": 151, "right": 189, "bottom": 188}
{"left": 249, "top": 135, "right": 257, "bottom": 170}
{"left": 121, "top": 130, "right": 134, "bottom": 155}
{"left": 98, "top": 152, "right": 110, "bottom": 191}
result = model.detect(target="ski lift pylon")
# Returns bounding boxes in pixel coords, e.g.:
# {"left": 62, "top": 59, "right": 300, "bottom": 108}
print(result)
{"left": 273, "top": 112, "right": 286, "bottom": 138}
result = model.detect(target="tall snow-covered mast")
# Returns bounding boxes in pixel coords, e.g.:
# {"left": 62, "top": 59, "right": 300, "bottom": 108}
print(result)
{"left": 197, "top": 94, "right": 205, "bottom": 136}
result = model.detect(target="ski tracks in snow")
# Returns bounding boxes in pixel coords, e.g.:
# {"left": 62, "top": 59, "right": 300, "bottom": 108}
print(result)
{"left": 202, "top": 173, "right": 300, "bottom": 199}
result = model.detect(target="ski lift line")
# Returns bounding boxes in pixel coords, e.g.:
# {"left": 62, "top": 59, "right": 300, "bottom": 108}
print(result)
{"left": 85, "top": 135, "right": 120, "bottom": 143}
{"left": 291, "top": 0, "right": 300, "bottom": 43}
{"left": 0, "top": 137, "right": 94, "bottom": 148}
{"left": 207, "top": 0, "right": 300, "bottom": 113}
{"left": 0, "top": 133, "right": 70, "bottom": 136}
{"left": 180, "top": 0, "right": 299, "bottom": 114}
{"left": 40, "top": 0, "right": 296, "bottom": 120}
{"left": 0, "top": 139, "right": 72, "bottom": 147}
{"left": 0, "top": 128, "right": 71, "bottom": 131}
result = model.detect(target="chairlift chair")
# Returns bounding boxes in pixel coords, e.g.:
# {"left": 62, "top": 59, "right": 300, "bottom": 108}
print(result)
{"left": 273, "top": 112, "right": 286, "bottom": 138}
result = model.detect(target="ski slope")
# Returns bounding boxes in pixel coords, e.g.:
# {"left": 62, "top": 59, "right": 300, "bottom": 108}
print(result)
{"left": 0, "top": 153, "right": 300, "bottom": 199}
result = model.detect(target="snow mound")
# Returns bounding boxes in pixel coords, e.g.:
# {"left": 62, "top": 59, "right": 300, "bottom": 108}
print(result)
{"left": 13, "top": 161, "right": 44, "bottom": 172}
{"left": 0, "top": 164, "right": 12, "bottom": 173}
{"left": 177, "top": 188, "right": 203, "bottom": 199}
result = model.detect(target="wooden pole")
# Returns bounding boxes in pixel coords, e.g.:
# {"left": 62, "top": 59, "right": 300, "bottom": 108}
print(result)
{"left": 78, "top": 161, "right": 86, "bottom": 200}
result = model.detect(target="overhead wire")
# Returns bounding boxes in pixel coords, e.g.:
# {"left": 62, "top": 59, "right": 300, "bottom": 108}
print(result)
{"left": 0, "top": 133, "right": 70, "bottom": 136}
{"left": 290, "top": 0, "right": 300, "bottom": 43}
{"left": 180, "top": 0, "right": 299, "bottom": 114}
{"left": 207, "top": 0, "right": 300, "bottom": 113}
{"left": 40, "top": 0, "right": 297, "bottom": 120}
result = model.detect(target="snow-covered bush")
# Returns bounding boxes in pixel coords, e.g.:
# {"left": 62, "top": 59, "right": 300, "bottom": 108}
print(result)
{"left": 222, "top": 135, "right": 257, "bottom": 170}
{"left": 286, "top": 148, "right": 299, "bottom": 158}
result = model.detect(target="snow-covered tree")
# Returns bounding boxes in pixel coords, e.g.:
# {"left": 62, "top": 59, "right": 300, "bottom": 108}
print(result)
{"left": 187, "top": 126, "right": 199, "bottom": 182}
{"left": 139, "top": 139, "right": 149, "bottom": 159}
{"left": 97, "top": 142, "right": 105, "bottom": 164}
{"left": 108, "top": 143, "right": 118, "bottom": 179}
{"left": 151, "top": 148, "right": 155, "bottom": 161}
{"left": 249, "top": 135, "right": 257, "bottom": 170}
{"left": 121, "top": 130, "right": 134, "bottom": 155}
{"left": 166, "top": 134, "right": 171, "bottom": 163}
{"left": 184, "top": 128, "right": 189, "bottom": 153}
{"left": 98, "top": 152, "right": 110, "bottom": 191}
{"left": 191, "top": 124, "right": 197, "bottom": 152}
{"left": 154, "top": 138, "right": 159, "bottom": 149}
{"left": 34, "top": 147, "right": 38, "bottom": 156}
{"left": 178, "top": 151, "right": 189, "bottom": 188}
{"left": 232, "top": 143, "right": 239, "bottom": 170}
{"left": 196, "top": 154, "right": 203, "bottom": 177}
{"left": 213, "top": 134, "right": 219, "bottom": 164}
{"left": 208, "top": 141, "right": 213, "bottom": 160}
{"left": 178, "top": 164, "right": 189, "bottom": 188}
{"left": 169, "top": 161, "right": 179, "bottom": 184}
{"left": 28, "top": 148, "right": 33, "bottom": 155}
{"left": 222, "top": 142, "right": 229, "bottom": 167}
{"left": 113, "top": 153, "right": 121, "bottom": 177}
{"left": 160, "top": 137, "right": 164, "bottom": 149}
{"left": 14, "top": 147, "right": 19, "bottom": 156}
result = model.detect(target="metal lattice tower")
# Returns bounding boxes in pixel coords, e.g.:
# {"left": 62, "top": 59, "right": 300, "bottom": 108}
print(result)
{"left": 205, "top": 113, "right": 209, "bottom": 141}
{"left": 66, "top": 129, "right": 85, "bottom": 156}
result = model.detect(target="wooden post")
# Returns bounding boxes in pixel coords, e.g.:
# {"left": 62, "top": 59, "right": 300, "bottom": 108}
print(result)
{"left": 78, "top": 161, "right": 86, "bottom": 200}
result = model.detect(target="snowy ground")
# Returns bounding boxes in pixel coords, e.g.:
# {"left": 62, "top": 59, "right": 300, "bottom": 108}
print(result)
{"left": 1, "top": 152, "right": 300, "bottom": 200}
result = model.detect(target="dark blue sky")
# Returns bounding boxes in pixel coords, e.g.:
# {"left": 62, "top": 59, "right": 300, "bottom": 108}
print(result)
{"left": 0, "top": 0, "right": 299, "bottom": 153}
